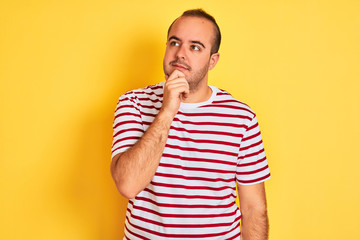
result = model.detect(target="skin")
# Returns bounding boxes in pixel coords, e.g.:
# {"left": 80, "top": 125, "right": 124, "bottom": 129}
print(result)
{"left": 163, "top": 16, "right": 219, "bottom": 102}
{"left": 111, "top": 16, "right": 219, "bottom": 198}
{"left": 238, "top": 182, "right": 269, "bottom": 240}
{"left": 111, "top": 15, "right": 269, "bottom": 240}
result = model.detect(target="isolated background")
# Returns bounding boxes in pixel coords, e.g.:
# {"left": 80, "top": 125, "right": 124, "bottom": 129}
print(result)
{"left": 1, "top": 0, "right": 359, "bottom": 239}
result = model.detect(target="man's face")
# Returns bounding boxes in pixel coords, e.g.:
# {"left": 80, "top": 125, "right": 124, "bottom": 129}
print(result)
{"left": 163, "top": 16, "right": 218, "bottom": 92}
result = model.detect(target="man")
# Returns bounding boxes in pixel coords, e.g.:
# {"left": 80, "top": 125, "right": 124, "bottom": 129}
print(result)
{"left": 111, "top": 9, "right": 270, "bottom": 240}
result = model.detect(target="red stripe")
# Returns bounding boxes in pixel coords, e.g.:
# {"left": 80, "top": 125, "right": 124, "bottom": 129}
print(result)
{"left": 115, "top": 103, "right": 140, "bottom": 112}
{"left": 151, "top": 181, "right": 236, "bottom": 191}
{"left": 139, "top": 109, "right": 253, "bottom": 120}
{"left": 200, "top": 104, "right": 254, "bottom": 114}
{"left": 240, "top": 139, "right": 263, "bottom": 151}
{"left": 126, "top": 96, "right": 142, "bottom": 103}
{"left": 113, "top": 127, "right": 144, "bottom": 138}
{"left": 144, "top": 188, "right": 237, "bottom": 200}
{"left": 162, "top": 153, "right": 237, "bottom": 167}
{"left": 216, "top": 91, "right": 231, "bottom": 96}
{"left": 118, "top": 95, "right": 136, "bottom": 104}
{"left": 155, "top": 172, "right": 234, "bottom": 183}
{"left": 113, "top": 120, "right": 142, "bottom": 129}
{"left": 129, "top": 202, "right": 238, "bottom": 218}
{"left": 170, "top": 126, "right": 243, "bottom": 138}
{"left": 134, "top": 196, "right": 237, "bottom": 209}
{"left": 146, "top": 85, "right": 163, "bottom": 91}
{"left": 158, "top": 162, "right": 236, "bottom": 174}
{"left": 177, "top": 111, "right": 253, "bottom": 120}
{"left": 111, "top": 144, "right": 134, "bottom": 154}
{"left": 242, "top": 132, "right": 261, "bottom": 142}
{"left": 238, "top": 148, "right": 265, "bottom": 160}
{"left": 125, "top": 219, "right": 150, "bottom": 240}
{"left": 173, "top": 116, "right": 247, "bottom": 128}
{"left": 225, "top": 230, "right": 241, "bottom": 240}
{"left": 137, "top": 103, "right": 161, "bottom": 110}
{"left": 236, "top": 165, "right": 269, "bottom": 175}
{"left": 238, "top": 156, "right": 267, "bottom": 167}
{"left": 244, "top": 120, "right": 258, "bottom": 131}
{"left": 138, "top": 97, "right": 162, "bottom": 103}
{"left": 212, "top": 99, "right": 249, "bottom": 107}
{"left": 165, "top": 143, "right": 238, "bottom": 157}
{"left": 112, "top": 136, "right": 140, "bottom": 148}
{"left": 167, "top": 134, "right": 240, "bottom": 147}
{"left": 237, "top": 173, "right": 271, "bottom": 184}
{"left": 114, "top": 112, "right": 141, "bottom": 120}
{"left": 126, "top": 217, "right": 240, "bottom": 238}
{"left": 129, "top": 213, "right": 241, "bottom": 229}
{"left": 139, "top": 110, "right": 157, "bottom": 118}
{"left": 132, "top": 90, "right": 163, "bottom": 98}
{"left": 242, "top": 131, "right": 261, "bottom": 142}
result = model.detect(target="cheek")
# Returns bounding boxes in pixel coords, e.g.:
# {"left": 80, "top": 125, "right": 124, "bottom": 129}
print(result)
{"left": 163, "top": 52, "right": 173, "bottom": 64}
{"left": 163, "top": 52, "right": 170, "bottom": 64}
{"left": 194, "top": 57, "right": 208, "bottom": 68}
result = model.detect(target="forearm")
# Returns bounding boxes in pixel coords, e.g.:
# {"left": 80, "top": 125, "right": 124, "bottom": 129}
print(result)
{"left": 111, "top": 70, "right": 189, "bottom": 199}
{"left": 241, "top": 209, "right": 269, "bottom": 240}
{"left": 111, "top": 110, "right": 173, "bottom": 199}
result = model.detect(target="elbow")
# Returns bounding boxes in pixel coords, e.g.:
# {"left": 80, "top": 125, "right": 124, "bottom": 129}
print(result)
{"left": 110, "top": 153, "right": 142, "bottom": 199}
{"left": 115, "top": 182, "right": 140, "bottom": 199}
{"left": 241, "top": 203, "right": 268, "bottom": 218}
{"left": 110, "top": 166, "right": 140, "bottom": 199}
{"left": 111, "top": 172, "right": 140, "bottom": 199}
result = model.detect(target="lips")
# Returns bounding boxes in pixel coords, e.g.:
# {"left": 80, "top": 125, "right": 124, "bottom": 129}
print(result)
{"left": 170, "top": 61, "right": 191, "bottom": 71}
{"left": 173, "top": 64, "right": 188, "bottom": 70}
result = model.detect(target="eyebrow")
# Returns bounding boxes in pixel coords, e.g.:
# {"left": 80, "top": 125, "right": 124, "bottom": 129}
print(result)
{"left": 191, "top": 40, "right": 205, "bottom": 49}
{"left": 168, "top": 36, "right": 206, "bottom": 49}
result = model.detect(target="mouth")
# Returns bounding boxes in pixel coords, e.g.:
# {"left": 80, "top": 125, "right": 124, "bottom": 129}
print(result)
{"left": 170, "top": 61, "right": 190, "bottom": 71}
{"left": 173, "top": 64, "right": 188, "bottom": 71}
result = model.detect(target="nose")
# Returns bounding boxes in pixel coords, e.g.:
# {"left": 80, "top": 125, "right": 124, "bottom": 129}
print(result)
{"left": 176, "top": 44, "right": 187, "bottom": 60}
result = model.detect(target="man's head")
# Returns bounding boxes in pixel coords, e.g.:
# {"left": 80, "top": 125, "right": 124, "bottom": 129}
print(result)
{"left": 163, "top": 9, "right": 221, "bottom": 92}
{"left": 167, "top": 9, "right": 221, "bottom": 55}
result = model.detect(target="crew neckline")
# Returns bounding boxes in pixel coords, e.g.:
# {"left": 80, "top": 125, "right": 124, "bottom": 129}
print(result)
{"left": 180, "top": 85, "right": 218, "bottom": 109}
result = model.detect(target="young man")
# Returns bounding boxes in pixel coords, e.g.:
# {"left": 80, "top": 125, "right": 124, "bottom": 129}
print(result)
{"left": 111, "top": 9, "right": 270, "bottom": 240}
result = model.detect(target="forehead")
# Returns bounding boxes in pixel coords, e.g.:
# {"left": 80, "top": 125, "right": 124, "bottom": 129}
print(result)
{"left": 168, "top": 16, "right": 214, "bottom": 44}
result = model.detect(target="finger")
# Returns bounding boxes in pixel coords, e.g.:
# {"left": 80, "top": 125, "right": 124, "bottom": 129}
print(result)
{"left": 166, "top": 77, "right": 189, "bottom": 92}
{"left": 166, "top": 82, "right": 189, "bottom": 102}
{"left": 168, "top": 70, "right": 185, "bottom": 81}
{"left": 165, "top": 82, "right": 189, "bottom": 93}
{"left": 165, "top": 78, "right": 188, "bottom": 88}
{"left": 181, "top": 92, "right": 188, "bottom": 101}
{"left": 181, "top": 86, "right": 190, "bottom": 99}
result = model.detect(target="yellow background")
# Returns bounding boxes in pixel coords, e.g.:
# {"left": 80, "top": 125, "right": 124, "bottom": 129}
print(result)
{"left": 1, "top": 0, "right": 359, "bottom": 239}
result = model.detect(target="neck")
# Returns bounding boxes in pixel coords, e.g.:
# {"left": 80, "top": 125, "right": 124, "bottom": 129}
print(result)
{"left": 183, "top": 80, "right": 212, "bottom": 103}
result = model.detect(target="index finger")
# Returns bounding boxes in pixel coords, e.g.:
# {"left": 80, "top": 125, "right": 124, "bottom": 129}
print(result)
{"left": 167, "top": 70, "right": 185, "bottom": 81}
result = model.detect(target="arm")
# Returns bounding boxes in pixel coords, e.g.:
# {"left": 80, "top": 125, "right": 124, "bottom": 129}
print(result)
{"left": 237, "top": 182, "right": 269, "bottom": 240}
{"left": 111, "top": 70, "right": 189, "bottom": 199}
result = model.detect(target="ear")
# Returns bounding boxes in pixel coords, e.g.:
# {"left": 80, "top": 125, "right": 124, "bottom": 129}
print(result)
{"left": 208, "top": 52, "right": 220, "bottom": 70}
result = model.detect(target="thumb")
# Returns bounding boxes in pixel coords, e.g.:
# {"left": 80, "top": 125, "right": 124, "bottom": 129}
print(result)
{"left": 181, "top": 89, "right": 189, "bottom": 100}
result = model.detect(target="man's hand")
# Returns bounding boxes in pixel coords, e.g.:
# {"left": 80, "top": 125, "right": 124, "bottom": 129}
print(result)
{"left": 110, "top": 70, "right": 189, "bottom": 199}
{"left": 162, "top": 70, "right": 190, "bottom": 118}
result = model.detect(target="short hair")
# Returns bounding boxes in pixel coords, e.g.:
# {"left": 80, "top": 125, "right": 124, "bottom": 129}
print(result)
{"left": 167, "top": 9, "right": 221, "bottom": 55}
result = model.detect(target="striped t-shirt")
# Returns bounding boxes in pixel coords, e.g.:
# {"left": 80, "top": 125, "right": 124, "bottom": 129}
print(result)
{"left": 111, "top": 81, "right": 270, "bottom": 239}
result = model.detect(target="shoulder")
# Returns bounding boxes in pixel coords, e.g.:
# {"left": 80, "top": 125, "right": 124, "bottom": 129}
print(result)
{"left": 119, "top": 82, "right": 164, "bottom": 104}
{"left": 210, "top": 86, "right": 256, "bottom": 119}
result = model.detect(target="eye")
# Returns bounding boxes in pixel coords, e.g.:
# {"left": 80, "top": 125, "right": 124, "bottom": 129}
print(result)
{"left": 191, "top": 45, "right": 200, "bottom": 51}
{"left": 170, "top": 41, "right": 180, "bottom": 46}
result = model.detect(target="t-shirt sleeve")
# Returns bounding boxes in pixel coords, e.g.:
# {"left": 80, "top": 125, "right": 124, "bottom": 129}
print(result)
{"left": 236, "top": 115, "right": 271, "bottom": 185}
{"left": 111, "top": 92, "right": 144, "bottom": 160}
